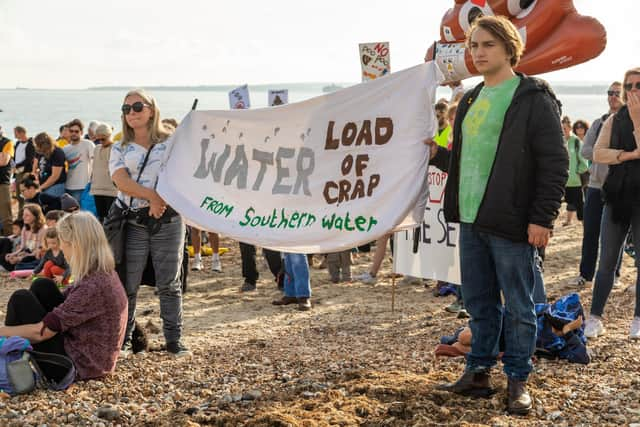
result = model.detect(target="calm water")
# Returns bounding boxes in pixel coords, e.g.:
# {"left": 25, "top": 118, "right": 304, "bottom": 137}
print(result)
{"left": 0, "top": 85, "right": 610, "bottom": 137}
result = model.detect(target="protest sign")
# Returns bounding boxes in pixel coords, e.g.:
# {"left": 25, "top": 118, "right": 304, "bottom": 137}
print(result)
{"left": 229, "top": 84, "right": 250, "bottom": 109}
{"left": 393, "top": 167, "right": 461, "bottom": 284}
{"left": 359, "top": 42, "right": 390, "bottom": 81}
{"left": 158, "top": 62, "right": 443, "bottom": 253}
{"left": 268, "top": 89, "right": 289, "bottom": 106}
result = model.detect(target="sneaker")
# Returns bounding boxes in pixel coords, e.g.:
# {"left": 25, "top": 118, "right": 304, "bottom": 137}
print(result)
{"left": 297, "top": 298, "right": 312, "bottom": 311}
{"left": 120, "top": 340, "right": 133, "bottom": 358}
{"left": 457, "top": 309, "right": 470, "bottom": 319}
{"left": 191, "top": 254, "right": 203, "bottom": 271}
{"left": 241, "top": 281, "right": 257, "bottom": 292}
{"left": 211, "top": 254, "right": 222, "bottom": 273}
{"left": 630, "top": 317, "right": 640, "bottom": 340}
{"left": 166, "top": 341, "right": 192, "bottom": 358}
{"left": 568, "top": 276, "right": 591, "bottom": 287}
{"left": 356, "top": 272, "right": 377, "bottom": 284}
{"left": 584, "top": 316, "right": 604, "bottom": 339}
{"left": 445, "top": 301, "right": 463, "bottom": 313}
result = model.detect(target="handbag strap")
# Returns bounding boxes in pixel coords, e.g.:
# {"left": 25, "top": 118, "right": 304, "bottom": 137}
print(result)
{"left": 28, "top": 350, "right": 76, "bottom": 391}
{"left": 127, "top": 144, "right": 155, "bottom": 208}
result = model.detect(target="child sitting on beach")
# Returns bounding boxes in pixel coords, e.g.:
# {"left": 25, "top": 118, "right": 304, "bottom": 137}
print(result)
{"left": 0, "top": 204, "right": 47, "bottom": 272}
{"left": 7, "top": 219, "right": 24, "bottom": 251}
{"left": 32, "top": 228, "right": 71, "bottom": 286}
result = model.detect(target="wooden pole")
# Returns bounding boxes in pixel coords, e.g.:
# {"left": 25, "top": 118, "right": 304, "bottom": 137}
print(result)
{"left": 391, "top": 274, "right": 396, "bottom": 313}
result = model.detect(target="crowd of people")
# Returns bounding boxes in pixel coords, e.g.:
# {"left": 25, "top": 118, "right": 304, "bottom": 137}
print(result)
{"left": 0, "top": 14, "right": 638, "bottom": 419}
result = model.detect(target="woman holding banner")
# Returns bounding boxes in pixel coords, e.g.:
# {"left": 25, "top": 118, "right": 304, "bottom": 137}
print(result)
{"left": 109, "top": 89, "right": 189, "bottom": 357}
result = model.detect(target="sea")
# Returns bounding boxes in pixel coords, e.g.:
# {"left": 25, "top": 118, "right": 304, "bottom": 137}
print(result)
{"left": 0, "top": 82, "right": 612, "bottom": 137}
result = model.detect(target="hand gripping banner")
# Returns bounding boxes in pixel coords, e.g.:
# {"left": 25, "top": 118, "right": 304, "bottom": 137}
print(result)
{"left": 157, "top": 62, "right": 442, "bottom": 253}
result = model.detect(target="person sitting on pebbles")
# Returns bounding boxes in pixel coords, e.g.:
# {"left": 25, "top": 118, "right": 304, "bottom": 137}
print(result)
{"left": 0, "top": 212, "right": 128, "bottom": 381}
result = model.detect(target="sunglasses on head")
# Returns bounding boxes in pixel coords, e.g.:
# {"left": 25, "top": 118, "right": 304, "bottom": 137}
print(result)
{"left": 121, "top": 101, "right": 150, "bottom": 115}
{"left": 607, "top": 90, "right": 621, "bottom": 97}
{"left": 624, "top": 82, "right": 640, "bottom": 91}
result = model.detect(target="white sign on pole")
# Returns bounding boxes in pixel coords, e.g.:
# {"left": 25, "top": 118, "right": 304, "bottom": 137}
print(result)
{"left": 359, "top": 42, "right": 390, "bottom": 82}
{"left": 158, "top": 63, "right": 443, "bottom": 253}
{"left": 268, "top": 89, "right": 289, "bottom": 106}
{"left": 229, "top": 84, "right": 251, "bottom": 109}
{"left": 393, "top": 167, "right": 461, "bottom": 284}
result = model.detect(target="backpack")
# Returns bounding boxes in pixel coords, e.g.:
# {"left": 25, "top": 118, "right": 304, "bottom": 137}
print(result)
{"left": 0, "top": 336, "right": 76, "bottom": 395}
{"left": 535, "top": 293, "right": 590, "bottom": 364}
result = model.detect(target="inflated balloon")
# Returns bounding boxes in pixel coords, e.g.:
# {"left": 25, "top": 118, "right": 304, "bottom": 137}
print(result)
{"left": 427, "top": 0, "right": 607, "bottom": 81}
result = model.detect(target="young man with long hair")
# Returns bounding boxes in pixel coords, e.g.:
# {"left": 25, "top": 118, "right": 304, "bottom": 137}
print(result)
{"left": 427, "top": 16, "right": 568, "bottom": 414}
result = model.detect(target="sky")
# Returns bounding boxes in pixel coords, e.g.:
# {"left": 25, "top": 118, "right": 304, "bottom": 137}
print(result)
{"left": 0, "top": 0, "right": 637, "bottom": 88}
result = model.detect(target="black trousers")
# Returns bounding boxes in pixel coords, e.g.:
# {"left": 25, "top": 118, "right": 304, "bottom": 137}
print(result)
{"left": 5, "top": 278, "right": 68, "bottom": 380}
{"left": 239, "top": 242, "right": 282, "bottom": 287}
{"left": 565, "top": 186, "right": 584, "bottom": 221}
{"left": 94, "top": 195, "right": 115, "bottom": 224}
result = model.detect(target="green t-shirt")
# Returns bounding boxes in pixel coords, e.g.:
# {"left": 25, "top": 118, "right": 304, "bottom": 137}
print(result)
{"left": 459, "top": 76, "right": 520, "bottom": 223}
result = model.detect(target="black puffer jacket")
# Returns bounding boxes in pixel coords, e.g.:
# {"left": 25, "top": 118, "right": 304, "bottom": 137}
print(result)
{"left": 431, "top": 74, "right": 569, "bottom": 242}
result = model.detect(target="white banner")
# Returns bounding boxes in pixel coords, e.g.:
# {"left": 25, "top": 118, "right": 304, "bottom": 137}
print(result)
{"left": 359, "top": 42, "right": 390, "bottom": 81}
{"left": 158, "top": 62, "right": 443, "bottom": 253}
{"left": 393, "top": 167, "right": 461, "bottom": 284}
{"left": 229, "top": 84, "right": 250, "bottom": 109}
{"left": 268, "top": 89, "right": 289, "bottom": 106}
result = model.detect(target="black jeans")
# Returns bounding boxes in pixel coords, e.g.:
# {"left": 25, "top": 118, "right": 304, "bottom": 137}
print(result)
{"left": 5, "top": 278, "right": 67, "bottom": 358}
{"left": 94, "top": 195, "right": 115, "bottom": 224}
{"left": 239, "top": 242, "right": 282, "bottom": 287}
{"left": 565, "top": 186, "right": 584, "bottom": 221}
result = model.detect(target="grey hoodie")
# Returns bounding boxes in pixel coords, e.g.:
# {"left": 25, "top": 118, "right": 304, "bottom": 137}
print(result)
{"left": 581, "top": 114, "right": 610, "bottom": 189}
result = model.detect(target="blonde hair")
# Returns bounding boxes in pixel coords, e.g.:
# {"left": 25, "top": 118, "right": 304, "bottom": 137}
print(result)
{"left": 622, "top": 67, "right": 640, "bottom": 103}
{"left": 57, "top": 212, "right": 115, "bottom": 280}
{"left": 467, "top": 15, "right": 525, "bottom": 67}
{"left": 121, "top": 88, "right": 172, "bottom": 146}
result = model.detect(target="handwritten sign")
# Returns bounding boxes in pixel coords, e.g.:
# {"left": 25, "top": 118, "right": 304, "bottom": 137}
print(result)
{"left": 158, "top": 63, "right": 443, "bottom": 253}
{"left": 229, "top": 84, "right": 251, "bottom": 109}
{"left": 393, "top": 167, "right": 461, "bottom": 284}
{"left": 268, "top": 89, "right": 289, "bottom": 106}
{"left": 359, "top": 42, "right": 390, "bottom": 81}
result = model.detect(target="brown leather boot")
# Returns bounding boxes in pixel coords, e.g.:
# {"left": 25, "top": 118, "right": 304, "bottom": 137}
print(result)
{"left": 297, "top": 298, "right": 312, "bottom": 311}
{"left": 507, "top": 377, "right": 532, "bottom": 415}
{"left": 436, "top": 370, "right": 495, "bottom": 398}
{"left": 272, "top": 296, "right": 298, "bottom": 306}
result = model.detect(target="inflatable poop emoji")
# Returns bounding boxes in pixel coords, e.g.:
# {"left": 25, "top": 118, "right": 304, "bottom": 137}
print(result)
{"left": 426, "top": 0, "right": 606, "bottom": 81}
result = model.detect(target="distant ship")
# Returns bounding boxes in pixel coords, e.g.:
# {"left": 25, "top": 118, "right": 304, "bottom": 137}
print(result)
{"left": 322, "top": 84, "right": 342, "bottom": 93}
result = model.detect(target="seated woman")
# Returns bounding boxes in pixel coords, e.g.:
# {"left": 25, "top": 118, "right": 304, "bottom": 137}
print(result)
{"left": 0, "top": 204, "right": 47, "bottom": 272}
{"left": 0, "top": 212, "right": 128, "bottom": 381}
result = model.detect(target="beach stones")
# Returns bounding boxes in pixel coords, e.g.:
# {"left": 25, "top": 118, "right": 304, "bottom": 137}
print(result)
{"left": 96, "top": 406, "right": 120, "bottom": 421}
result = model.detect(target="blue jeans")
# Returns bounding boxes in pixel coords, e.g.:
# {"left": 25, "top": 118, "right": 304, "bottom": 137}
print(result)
{"left": 459, "top": 224, "right": 537, "bottom": 381}
{"left": 283, "top": 253, "right": 311, "bottom": 298}
{"left": 591, "top": 204, "right": 640, "bottom": 317}
{"left": 42, "top": 183, "right": 65, "bottom": 198}
{"left": 580, "top": 187, "right": 622, "bottom": 281}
